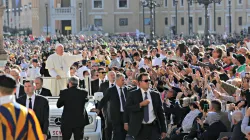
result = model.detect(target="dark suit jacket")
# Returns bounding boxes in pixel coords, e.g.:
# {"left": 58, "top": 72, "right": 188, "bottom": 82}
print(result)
{"left": 91, "top": 79, "right": 100, "bottom": 96}
{"left": 57, "top": 87, "right": 90, "bottom": 128}
{"left": 79, "top": 79, "right": 86, "bottom": 89}
{"left": 125, "top": 89, "right": 167, "bottom": 137}
{"left": 40, "top": 62, "right": 51, "bottom": 77}
{"left": 98, "top": 81, "right": 110, "bottom": 93}
{"left": 123, "top": 87, "right": 139, "bottom": 124}
{"left": 16, "top": 84, "right": 25, "bottom": 99}
{"left": 231, "top": 120, "right": 246, "bottom": 140}
{"left": 97, "top": 85, "right": 128, "bottom": 125}
{"left": 98, "top": 81, "right": 110, "bottom": 117}
{"left": 17, "top": 94, "right": 50, "bottom": 135}
{"left": 39, "top": 88, "right": 52, "bottom": 97}
{"left": 201, "top": 121, "right": 227, "bottom": 140}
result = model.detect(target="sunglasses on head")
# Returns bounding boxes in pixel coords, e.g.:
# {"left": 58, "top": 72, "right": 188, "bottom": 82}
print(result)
{"left": 141, "top": 79, "right": 151, "bottom": 83}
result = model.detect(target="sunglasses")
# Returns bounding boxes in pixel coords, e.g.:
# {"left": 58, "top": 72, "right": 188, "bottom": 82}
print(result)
{"left": 141, "top": 79, "right": 151, "bottom": 83}
{"left": 99, "top": 72, "right": 106, "bottom": 74}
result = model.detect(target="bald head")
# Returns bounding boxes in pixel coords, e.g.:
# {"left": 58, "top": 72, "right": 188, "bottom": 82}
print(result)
{"left": 55, "top": 44, "right": 64, "bottom": 56}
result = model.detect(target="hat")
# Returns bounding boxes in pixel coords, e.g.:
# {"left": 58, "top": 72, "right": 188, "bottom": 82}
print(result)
{"left": 32, "top": 59, "right": 38, "bottom": 63}
{"left": 55, "top": 43, "right": 63, "bottom": 49}
{"left": 0, "top": 75, "right": 16, "bottom": 88}
{"left": 233, "top": 54, "right": 246, "bottom": 65}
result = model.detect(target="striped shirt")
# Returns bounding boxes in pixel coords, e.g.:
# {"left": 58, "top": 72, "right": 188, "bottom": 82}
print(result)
{"left": 0, "top": 102, "right": 44, "bottom": 140}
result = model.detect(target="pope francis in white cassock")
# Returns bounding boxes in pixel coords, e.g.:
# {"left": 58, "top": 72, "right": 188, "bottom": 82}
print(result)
{"left": 46, "top": 44, "right": 84, "bottom": 95}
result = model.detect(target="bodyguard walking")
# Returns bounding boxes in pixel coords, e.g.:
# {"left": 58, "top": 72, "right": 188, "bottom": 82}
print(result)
{"left": 125, "top": 73, "right": 167, "bottom": 140}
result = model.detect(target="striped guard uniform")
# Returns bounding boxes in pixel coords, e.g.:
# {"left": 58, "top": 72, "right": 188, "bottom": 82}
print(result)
{"left": 0, "top": 102, "right": 44, "bottom": 140}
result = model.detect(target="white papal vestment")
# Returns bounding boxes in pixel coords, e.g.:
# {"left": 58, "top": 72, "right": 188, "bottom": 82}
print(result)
{"left": 46, "top": 53, "right": 83, "bottom": 95}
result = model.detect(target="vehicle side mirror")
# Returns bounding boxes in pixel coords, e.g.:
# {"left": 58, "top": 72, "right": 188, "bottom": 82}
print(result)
{"left": 94, "top": 92, "right": 103, "bottom": 101}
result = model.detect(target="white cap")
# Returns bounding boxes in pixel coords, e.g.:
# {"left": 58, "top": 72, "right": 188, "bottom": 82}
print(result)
{"left": 55, "top": 43, "right": 64, "bottom": 49}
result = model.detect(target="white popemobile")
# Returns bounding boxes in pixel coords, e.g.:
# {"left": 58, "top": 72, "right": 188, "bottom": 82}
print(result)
{"left": 43, "top": 77, "right": 103, "bottom": 140}
{"left": 48, "top": 94, "right": 103, "bottom": 140}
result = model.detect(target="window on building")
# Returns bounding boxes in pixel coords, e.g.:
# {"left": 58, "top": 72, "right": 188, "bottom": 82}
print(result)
{"left": 172, "top": 0, "right": 175, "bottom": 6}
{"left": 239, "top": 0, "right": 242, "bottom": 4}
{"left": 94, "top": 19, "right": 103, "bottom": 26}
{"left": 180, "top": 0, "right": 184, "bottom": 6}
{"left": 165, "top": 17, "right": 168, "bottom": 25}
{"left": 198, "top": 17, "right": 202, "bottom": 25}
{"left": 93, "top": 0, "right": 103, "bottom": 8}
{"left": 164, "top": 0, "right": 167, "bottom": 7}
{"left": 118, "top": 0, "right": 128, "bottom": 8}
{"left": 218, "top": 17, "right": 221, "bottom": 25}
{"left": 190, "top": 0, "right": 193, "bottom": 6}
{"left": 119, "top": 18, "right": 128, "bottom": 26}
{"left": 181, "top": 17, "right": 184, "bottom": 25}
{"left": 172, "top": 17, "right": 176, "bottom": 25}
{"left": 239, "top": 17, "right": 242, "bottom": 25}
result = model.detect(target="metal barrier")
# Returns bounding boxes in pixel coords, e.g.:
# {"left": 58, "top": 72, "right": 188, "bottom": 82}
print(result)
{"left": 41, "top": 76, "right": 92, "bottom": 96}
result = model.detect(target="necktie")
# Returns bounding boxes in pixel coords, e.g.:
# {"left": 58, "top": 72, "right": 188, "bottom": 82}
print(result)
{"left": 144, "top": 92, "right": 149, "bottom": 123}
{"left": 120, "top": 88, "right": 126, "bottom": 111}
{"left": 36, "top": 90, "right": 40, "bottom": 94}
{"left": 111, "top": 84, "right": 114, "bottom": 87}
{"left": 29, "top": 98, "right": 32, "bottom": 109}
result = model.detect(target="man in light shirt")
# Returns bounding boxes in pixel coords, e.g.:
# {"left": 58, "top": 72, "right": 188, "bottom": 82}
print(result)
{"left": 27, "top": 59, "right": 41, "bottom": 80}
{"left": 133, "top": 52, "right": 144, "bottom": 68}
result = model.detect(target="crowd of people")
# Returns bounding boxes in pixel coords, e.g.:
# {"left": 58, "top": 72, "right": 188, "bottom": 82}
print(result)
{"left": 1, "top": 34, "right": 250, "bottom": 140}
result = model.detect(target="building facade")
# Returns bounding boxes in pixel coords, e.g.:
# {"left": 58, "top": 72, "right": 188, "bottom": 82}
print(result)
{"left": 3, "top": 0, "right": 32, "bottom": 34}
{"left": 4, "top": 0, "right": 250, "bottom": 36}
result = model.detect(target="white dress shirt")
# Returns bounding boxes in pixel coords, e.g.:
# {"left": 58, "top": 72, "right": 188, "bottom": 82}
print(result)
{"left": 15, "top": 83, "right": 20, "bottom": 98}
{"left": 138, "top": 58, "right": 145, "bottom": 68}
{"left": 116, "top": 85, "right": 126, "bottom": 112}
{"left": 141, "top": 89, "right": 156, "bottom": 124}
{"left": 26, "top": 93, "right": 36, "bottom": 109}
{"left": 0, "top": 95, "right": 16, "bottom": 105}
{"left": 36, "top": 88, "right": 42, "bottom": 95}
{"left": 99, "top": 79, "right": 105, "bottom": 87}
{"left": 152, "top": 57, "right": 162, "bottom": 66}
{"left": 109, "top": 82, "right": 115, "bottom": 88}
